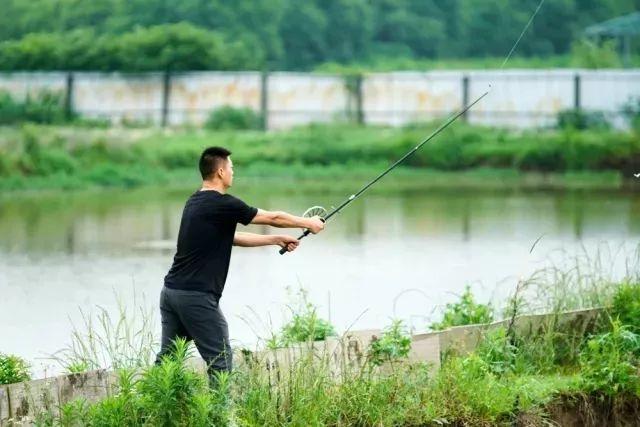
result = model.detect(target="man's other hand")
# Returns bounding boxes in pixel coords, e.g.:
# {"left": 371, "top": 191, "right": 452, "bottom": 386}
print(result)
{"left": 306, "top": 216, "right": 325, "bottom": 234}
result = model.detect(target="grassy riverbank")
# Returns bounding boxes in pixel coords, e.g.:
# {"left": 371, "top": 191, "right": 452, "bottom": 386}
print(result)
{"left": 0, "top": 123, "right": 638, "bottom": 192}
{"left": 13, "top": 248, "right": 640, "bottom": 426}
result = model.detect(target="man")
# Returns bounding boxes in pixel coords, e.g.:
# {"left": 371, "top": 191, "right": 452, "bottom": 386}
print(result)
{"left": 156, "top": 146, "right": 324, "bottom": 382}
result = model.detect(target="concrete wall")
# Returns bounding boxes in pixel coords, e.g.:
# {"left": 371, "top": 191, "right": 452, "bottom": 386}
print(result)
{"left": 363, "top": 71, "right": 463, "bottom": 126}
{"left": 74, "top": 73, "right": 165, "bottom": 125}
{"left": 0, "top": 70, "right": 638, "bottom": 129}
{"left": 267, "top": 72, "right": 351, "bottom": 129}
{"left": 169, "top": 71, "right": 261, "bottom": 126}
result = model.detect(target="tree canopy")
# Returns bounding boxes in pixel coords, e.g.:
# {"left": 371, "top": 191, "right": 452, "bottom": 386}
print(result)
{"left": 0, "top": 0, "right": 638, "bottom": 71}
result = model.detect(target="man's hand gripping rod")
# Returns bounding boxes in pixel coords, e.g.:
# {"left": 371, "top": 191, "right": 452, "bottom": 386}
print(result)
{"left": 279, "top": 89, "right": 490, "bottom": 255}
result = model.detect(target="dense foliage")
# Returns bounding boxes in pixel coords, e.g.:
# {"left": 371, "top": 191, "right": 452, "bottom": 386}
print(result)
{"left": 0, "top": 90, "right": 68, "bottom": 125}
{"left": 267, "top": 289, "right": 336, "bottom": 348}
{"left": 205, "top": 106, "right": 263, "bottom": 131}
{"left": 611, "top": 282, "right": 640, "bottom": 333}
{"left": 0, "top": 353, "right": 31, "bottom": 385}
{"left": 0, "top": 123, "right": 638, "bottom": 191}
{"left": 0, "top": 0, "right": 638, "bottom": 71}
{"left": 430, "top": 285, "right": 494, "bottom": 330}
{"left": 368, "top": 320, "right": 412, "bottom": 366}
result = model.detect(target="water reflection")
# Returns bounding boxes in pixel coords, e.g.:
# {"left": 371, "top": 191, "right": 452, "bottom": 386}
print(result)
{"left": 1, "top": 187, "right": 639, "bottom": 254}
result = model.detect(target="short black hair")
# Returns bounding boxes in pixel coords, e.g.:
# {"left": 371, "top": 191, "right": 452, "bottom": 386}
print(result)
{"left": 199, "top": 146, "right": 231, "bottom": 179}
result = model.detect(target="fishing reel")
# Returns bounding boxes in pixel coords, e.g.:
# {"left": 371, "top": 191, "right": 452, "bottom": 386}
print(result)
{"left": 301, "top": 205, "right": 327, "bottom": 231}
{"left": 302, "top": 206, "right": 327, "bottom": 220}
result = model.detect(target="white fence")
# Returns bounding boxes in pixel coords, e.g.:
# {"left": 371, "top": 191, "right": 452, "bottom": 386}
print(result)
{"left": 0, "top": 70, "right": 638, "bottom": 129}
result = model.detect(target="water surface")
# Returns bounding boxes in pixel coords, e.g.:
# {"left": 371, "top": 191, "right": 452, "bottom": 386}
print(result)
{"left": 1, "top": 183, "right": 638, "bottom": 375}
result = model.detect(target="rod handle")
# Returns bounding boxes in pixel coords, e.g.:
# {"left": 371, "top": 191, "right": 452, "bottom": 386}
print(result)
{"left": 279, "top": 230, "right": 310, "bottom": 255}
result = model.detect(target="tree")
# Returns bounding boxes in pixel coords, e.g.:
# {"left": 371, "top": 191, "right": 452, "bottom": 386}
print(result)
{"left": 280, "top": 2, "right": 328, "bottom": 69}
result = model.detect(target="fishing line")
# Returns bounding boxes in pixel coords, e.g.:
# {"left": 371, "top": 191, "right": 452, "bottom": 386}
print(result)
{"left": 280, "top": 0, "right": 546, "bottom": 255}
{"left": 501, "top": 0, "right": 546, "bottom": 69}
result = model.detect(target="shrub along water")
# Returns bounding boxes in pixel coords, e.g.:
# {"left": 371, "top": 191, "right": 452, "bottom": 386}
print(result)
{"left": 266, "top": 288, "right": 336, "bottom": 349}
{"left": 0, "top": 122, "right": 638, "bottom": 191}
{"left": 0, "top": 353, "right": 31, "bottom": 385}
{"left": 0, "top": 90, "right": 69, "bottom": 125}
{"left": 429, "top": 285, "right": 494, "bottom": 331}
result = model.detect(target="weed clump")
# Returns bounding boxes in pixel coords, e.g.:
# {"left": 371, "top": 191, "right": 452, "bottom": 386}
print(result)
{"left": 205, "top": 106, "right": 262, "bottom": 130}
{"left": 267, "top": 289, "right": 336, "bottom": 348}
{"left": 580, "top": 320, "right": 640, "bottom": 397}
{"left": 430, "top": 285, "right": 494, "bottom": 331}
{"left": 611, "top": 282, "right": 640, "bottom": 333}
{"left": 0, "top": 353, "right": 31, "bottom": 385}
{"left": 59, "top": 339, "right": 231, "bottom": 427}
{"left": 368, "top": 320, "right": 412, "bottom": 366}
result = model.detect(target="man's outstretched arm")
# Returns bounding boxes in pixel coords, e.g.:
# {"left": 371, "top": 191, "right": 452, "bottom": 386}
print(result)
{"left": 233, "top": 232, "right": 299, "bottom": 252}
{"left": 251, "top": 209, "right": 324, "bottom": 233}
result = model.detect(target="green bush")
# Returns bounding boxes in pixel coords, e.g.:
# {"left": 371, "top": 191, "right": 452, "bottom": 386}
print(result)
{"left": 570, "top": 39, "right": 622, "bottom": 69}
{"left": 0, "top": 90, "right": 68, "bottom": 125}
{"left": 475, "top": 328, "right": 518, "bottom": 375}
{"left": 557, "top": 109, "right": 610, "bottom": 131}
{"left": 623, "top": 97, "right": 640, "bottom": 133}
{"left": 368, "top": 320, "right": 412, "bottom": 366}
{"left": 0, "top": 24, "right": 264, "bottom": 72}
{"left": 205, "top": 106, "right": 263, "bottom": 131}
{"left": 611, "top": 282, "right": 640, "bottom": 333}
{"left": 0, "top": 353, "right": 31, "bottom": 385}
{"left": 58, "top": 338, "right": 231, "bottom": 426}
{"left": 580, "top": 320, "right": 640, "bottom": 397}
{"left": 430, "top": 285, "right": 494, "bottom": 331}
{"left": 2, "top": 124, "right": 639, "bottom": 192}
{"left": 268, "top": 289, "right": 336, "bottom": 348}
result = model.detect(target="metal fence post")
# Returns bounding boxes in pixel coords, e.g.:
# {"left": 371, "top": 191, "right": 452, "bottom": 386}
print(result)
{"left": 345, "top": 74, "right": 364, "bottom": 125}
{"left": 573, "top": 73, "right": 581, "bottom": 111}
{"left": 462, "top": 74, "right": 470, "bottom": 121}
{"left": 65, "top": 72, "right": 74, "bottom": 121}
{"left": 260, "top": 70, "right": 269, "bottom": 131}
{"left": 355, "top": 74, "right": 364, "bottom": 125}
{"left": 161, "top": 71, "right": 171, "bottom": 127}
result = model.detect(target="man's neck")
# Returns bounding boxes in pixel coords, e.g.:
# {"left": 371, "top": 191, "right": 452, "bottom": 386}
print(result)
{"left": 200, "top": 180, "right": 226, "bottom": 194}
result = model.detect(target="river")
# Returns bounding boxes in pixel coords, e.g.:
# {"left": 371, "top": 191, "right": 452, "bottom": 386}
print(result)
{"left": 1, "top": 183, "right": 639, "bottom": 376}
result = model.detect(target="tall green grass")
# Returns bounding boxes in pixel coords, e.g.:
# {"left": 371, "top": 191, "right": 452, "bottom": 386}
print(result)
{"left": 49, "top": 294, "right": 157, "bottom": 374}
{"left": 0, "top": 123, "right": 637, "bottom": 191}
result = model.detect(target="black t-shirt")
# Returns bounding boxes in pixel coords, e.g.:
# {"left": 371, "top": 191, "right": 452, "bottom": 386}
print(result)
{"left": 164, "top": 190, "right": 258, "bottom": 298}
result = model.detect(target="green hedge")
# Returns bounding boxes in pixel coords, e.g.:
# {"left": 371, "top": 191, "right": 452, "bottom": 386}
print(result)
{"left": 0, "top": 124, "right": 638, "bottom": 186}
{"left": 0, "top": 24, "right": 263, "bottom": 72}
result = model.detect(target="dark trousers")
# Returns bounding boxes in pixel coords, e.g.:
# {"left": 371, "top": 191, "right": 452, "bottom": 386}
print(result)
{"left": 155, "top": 286, "right": 232, "bottom": 381}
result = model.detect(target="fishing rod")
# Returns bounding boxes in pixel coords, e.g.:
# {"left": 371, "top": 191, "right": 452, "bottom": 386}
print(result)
{"left": 279, "top": 0, "right": 546, "bottom": 255}
{"left": 279, "top": 90, "right": 489, "bottom": 255}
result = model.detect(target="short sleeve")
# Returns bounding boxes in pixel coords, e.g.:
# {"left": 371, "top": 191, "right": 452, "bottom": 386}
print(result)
{"left": 226, "top": 195, "right": 258, "bottom": 226}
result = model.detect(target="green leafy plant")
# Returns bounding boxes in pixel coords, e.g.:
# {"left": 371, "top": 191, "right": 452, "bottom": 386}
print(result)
{"left": 557, "top": 109, "right": 610, "bottom": 131}
{"left": 611, "top": 282, "right": 640, "bottom": 333}
{"left": 205, "top": 106, "right": 263, "bottom": 130}
{"left": 59, "top": 338, "right": 231, "bottom": 426}
{"left": 580, "top": 320, "right": 640, "bottom": 396}
{"left": 0, "top": 353, "right": 31, "bottom": 385}
{"left": 368, "top": 320, "right": 412, "bottom": 366}
{"left": 269, "top": 288, "right": 336, "bottom": 348}
{"left": 622, "top": 97, "right": 640, "bottom": 133}
{"left": 430, "top": 286, "right": 494, "bottom": 331}
{"left": 570, "top": 39, "right": 622, "bottom": 69}
{"left": 0, "top": 90, "right": 68, "bottom": 125}
{"left": 475, "top": 327, "right": 517, "bottom": 375}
